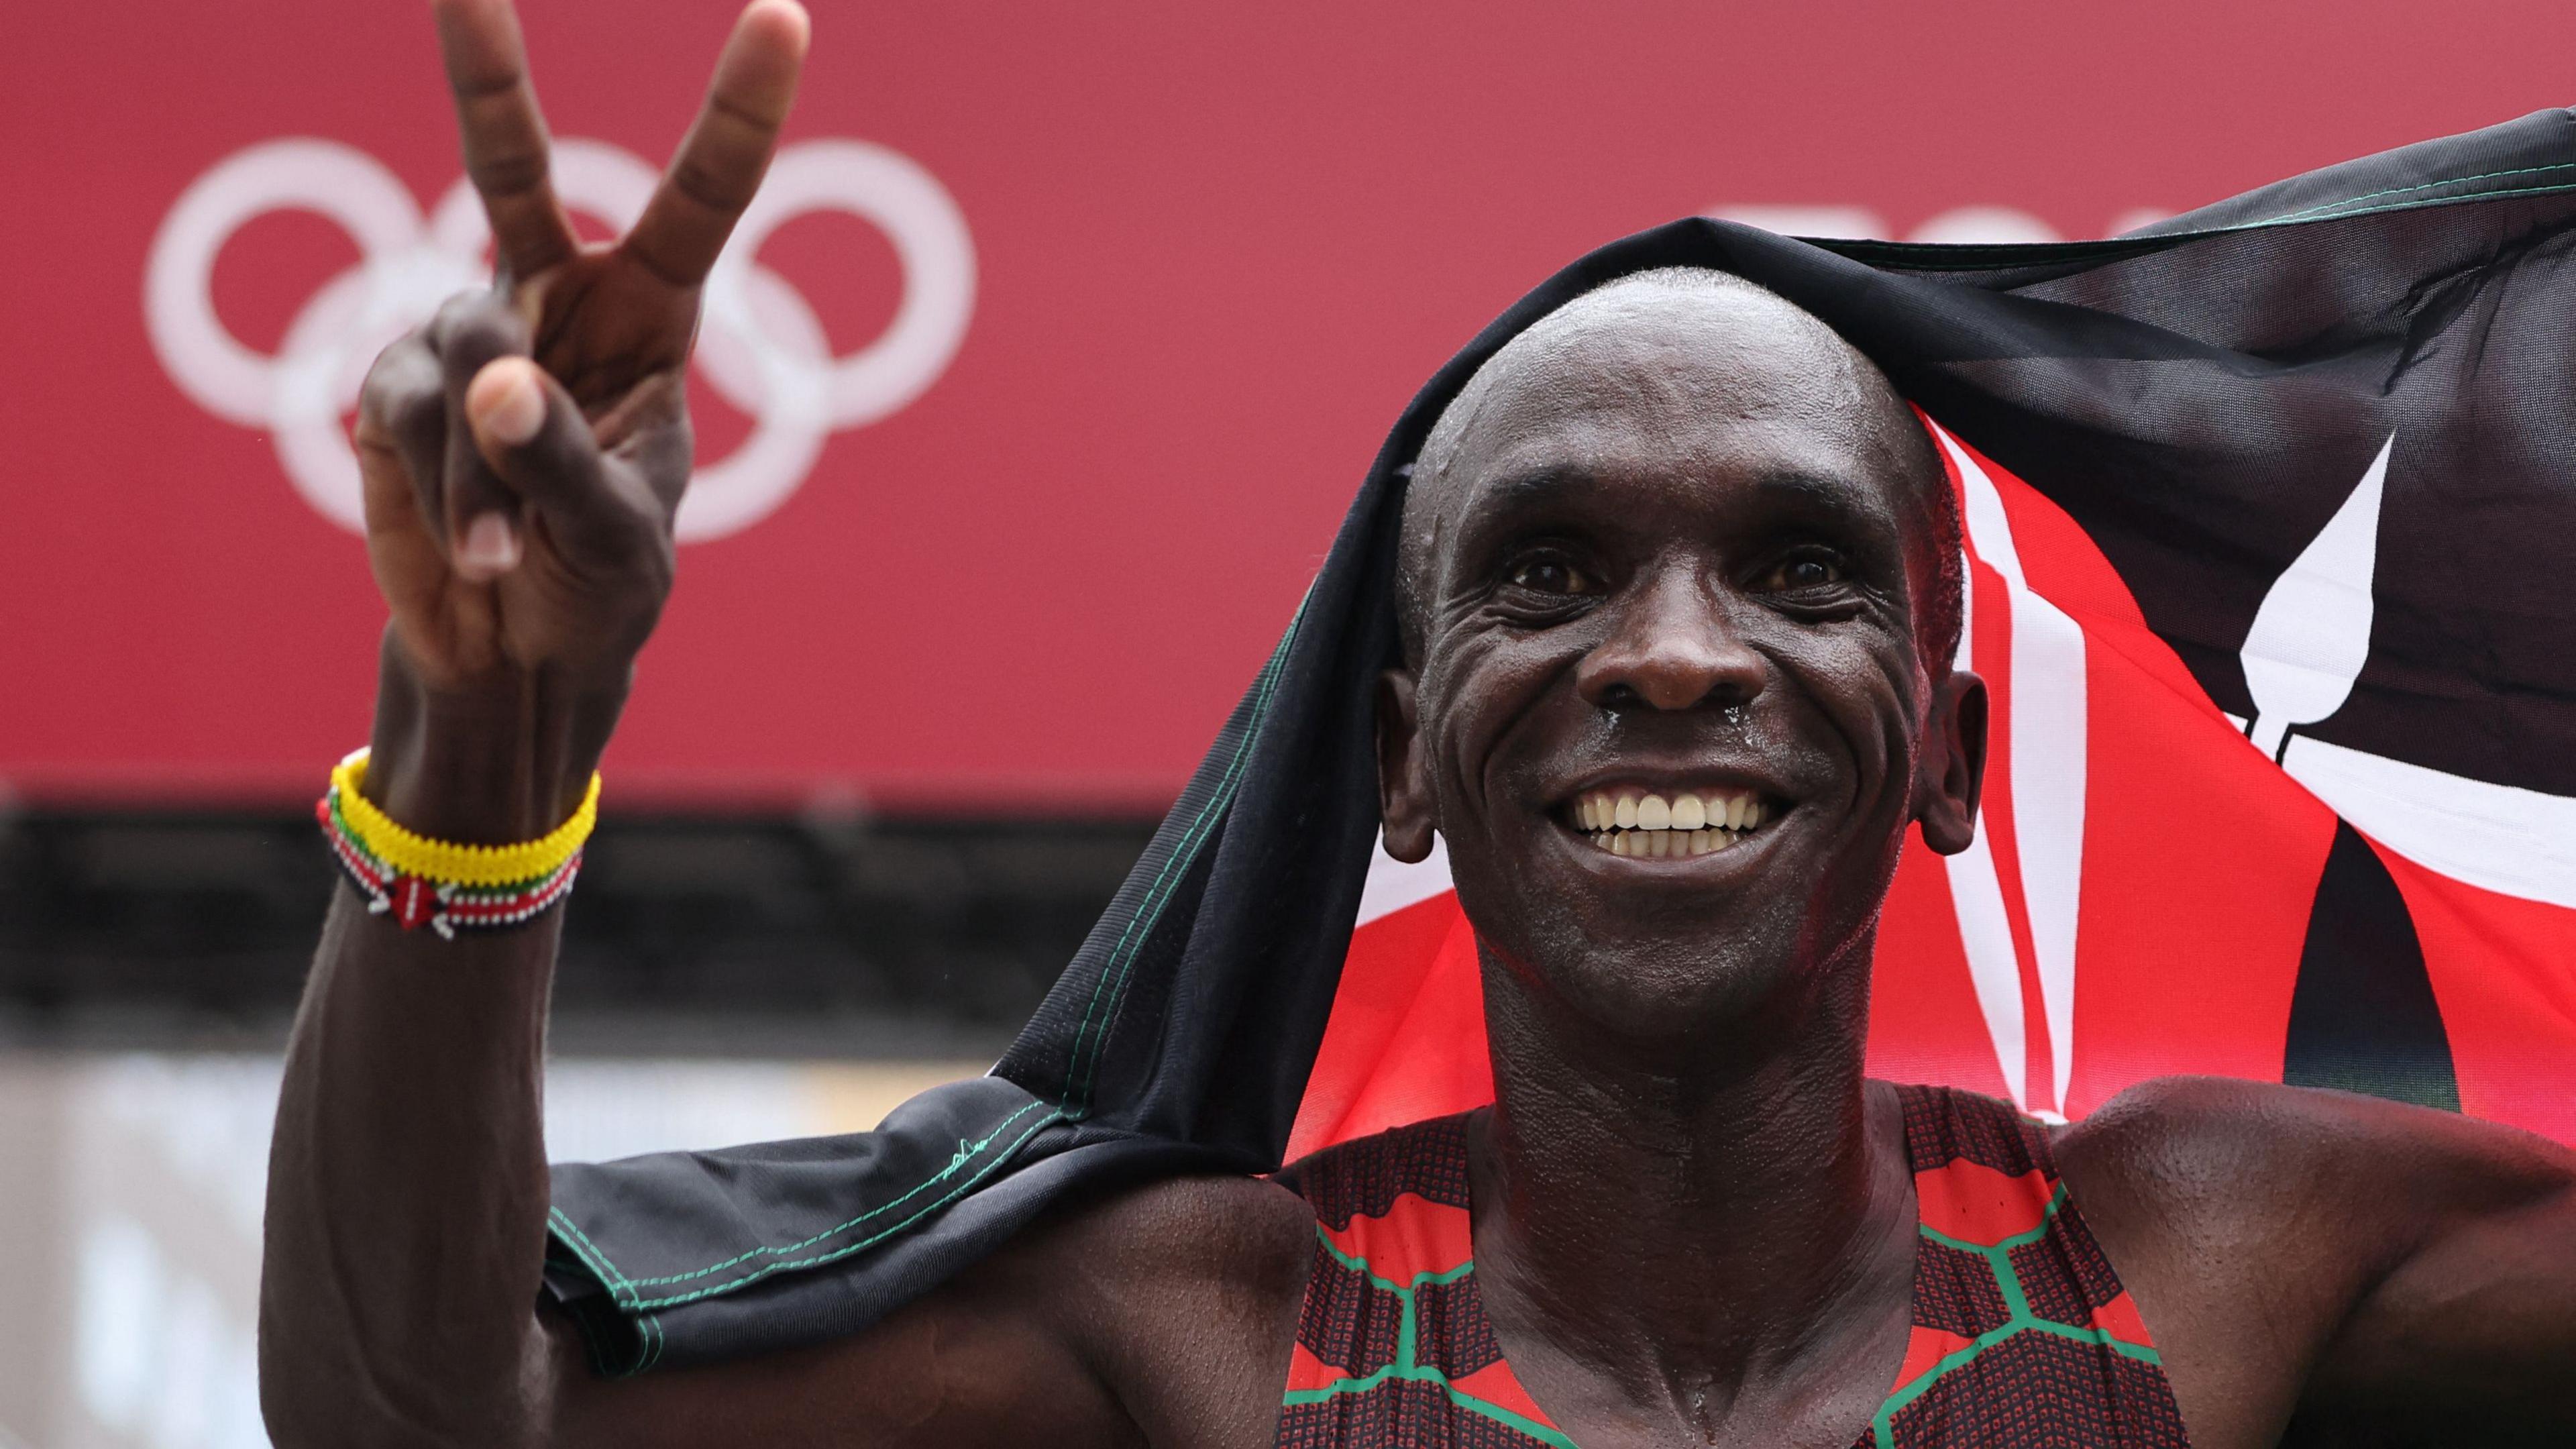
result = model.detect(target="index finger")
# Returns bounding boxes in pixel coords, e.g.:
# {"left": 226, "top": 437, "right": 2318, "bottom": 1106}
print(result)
{"left": 433, "top": 0, "right": 580, "bottom": 278}
{"left": 623, "top": 0, "right": 811, "bottom": 288}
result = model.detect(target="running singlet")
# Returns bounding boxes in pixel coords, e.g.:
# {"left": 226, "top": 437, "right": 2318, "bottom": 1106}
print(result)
{"left": 1271, "top": 1084, "right": 2190, "bottom": 1448}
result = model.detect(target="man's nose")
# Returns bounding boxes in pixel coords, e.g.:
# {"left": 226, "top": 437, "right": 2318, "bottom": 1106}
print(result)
{"left": 1574, "top": 566, "right": 1766, "bottom": 714}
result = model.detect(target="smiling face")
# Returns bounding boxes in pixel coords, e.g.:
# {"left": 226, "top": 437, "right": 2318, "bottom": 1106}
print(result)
{"left": 1379, "top": 270, "right": 1985, "bottom": 1050}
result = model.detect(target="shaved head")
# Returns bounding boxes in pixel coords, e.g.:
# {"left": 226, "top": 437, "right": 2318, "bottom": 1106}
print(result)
{"left": 1395, "top": 268, "right": 1962, "bottom": 674}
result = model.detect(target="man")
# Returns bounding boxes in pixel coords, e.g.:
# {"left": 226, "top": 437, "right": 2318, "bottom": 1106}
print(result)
{"left": 258, "top": 1, "right": 2576, "bottom": 1445}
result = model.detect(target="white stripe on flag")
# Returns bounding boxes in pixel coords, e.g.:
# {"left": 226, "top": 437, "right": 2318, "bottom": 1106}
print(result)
{"left": 1357, "top": 831, "right": 1455, "bottom": 926}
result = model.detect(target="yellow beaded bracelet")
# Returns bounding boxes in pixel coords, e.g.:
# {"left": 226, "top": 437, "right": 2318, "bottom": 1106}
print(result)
{"left": 327, "top": 748, "right": 601, "bottom": 888}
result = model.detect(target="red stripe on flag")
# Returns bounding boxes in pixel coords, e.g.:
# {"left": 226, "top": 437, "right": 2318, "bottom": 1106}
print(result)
{"left": 2379, "top": 843, "right": 2576, "bottom": 1144}
{"left": 1287, "top": 890, "right": 1490, "bottom": 1160}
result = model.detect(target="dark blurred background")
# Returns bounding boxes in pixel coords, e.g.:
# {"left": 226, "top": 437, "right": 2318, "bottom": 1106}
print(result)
{"left": 0, "top": 806, "right": 1146, "bottom": 1054}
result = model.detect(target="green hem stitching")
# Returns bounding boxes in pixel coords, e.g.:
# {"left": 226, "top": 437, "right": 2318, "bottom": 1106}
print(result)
{"left": 2269, "top": 178, "right": 2576, "bottom": 227}
{"left": 2255, "top": 159, "right": 2576, "bottom": 225}
{"left": 616, "top": 1105, "right": 1067, "bottom": 1311}
{"left": 600, "top": 1098, "right": 1057, "bottom": 1292}
{"left": 549, "top": 591, "right": 1315, "bottom": 1330}
{"left": 1066, "top": 591, "right": 1307, "bottom": 1110}
{"left": 547, "top": 1206, "right": 633, "bottom": 1293}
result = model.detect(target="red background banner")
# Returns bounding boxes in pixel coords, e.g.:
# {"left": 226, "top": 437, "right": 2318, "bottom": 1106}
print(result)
{"left": 9, "top": 1, "right": 2573, "bottom": 810}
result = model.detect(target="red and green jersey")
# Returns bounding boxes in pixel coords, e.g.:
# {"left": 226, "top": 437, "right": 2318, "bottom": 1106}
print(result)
{"left": 1273, "top": 1084, "right": 2188, "bottom": 1448}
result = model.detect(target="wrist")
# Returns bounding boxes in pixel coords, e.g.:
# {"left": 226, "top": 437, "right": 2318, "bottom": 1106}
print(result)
{"left": 363, "top": 628, "right": 628, "bottom": 843}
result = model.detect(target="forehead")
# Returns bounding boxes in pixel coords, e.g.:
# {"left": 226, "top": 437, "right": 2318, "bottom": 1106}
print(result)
{"left": 1433, "top": 284, "right": 1906, "bottom": 534}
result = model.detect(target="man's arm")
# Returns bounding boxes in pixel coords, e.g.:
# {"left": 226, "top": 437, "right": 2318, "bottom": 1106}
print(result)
{"left": 253, "top": 5, "right": 1264, "bottom": 1444}
{"left": 542, "top": 1173, "right": 1313, "bottom": 1448}
{"left": 256, "top": 0, "right": 798, "bottom": 1436}
{"left": 2061, "top": 1076, "right": 2576, "bottom": 1449}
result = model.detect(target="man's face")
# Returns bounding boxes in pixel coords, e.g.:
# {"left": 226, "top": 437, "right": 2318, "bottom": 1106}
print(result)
{"left": 1380, "top": 280, "right": 1983, "bottom": 1046}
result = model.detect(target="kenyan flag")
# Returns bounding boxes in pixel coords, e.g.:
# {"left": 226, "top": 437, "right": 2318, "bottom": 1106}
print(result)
{"left": 1295, "top": 110, "right": 2576, "bottom": 1157}
{"left": 544, "top": 109, "right": 2576, "bottom": 1374}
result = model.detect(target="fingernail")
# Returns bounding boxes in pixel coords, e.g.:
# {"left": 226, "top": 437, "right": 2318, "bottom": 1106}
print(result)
{"left": 470, "top": 361, "right": 546, "bottom": 446}
{"left": 458, "top": 513, "right": 522, "bottom": 576}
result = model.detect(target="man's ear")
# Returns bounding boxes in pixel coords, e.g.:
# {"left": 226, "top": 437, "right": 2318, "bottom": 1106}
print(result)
{"left": 1376, "top": 667, "right": 1437, "bottom": 863}
{"left": 1916, "top": 668, "right": 1988, "bottom": 856}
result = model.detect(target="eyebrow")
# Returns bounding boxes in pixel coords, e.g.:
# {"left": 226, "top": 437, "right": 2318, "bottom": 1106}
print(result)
{"left": 1461, "top": 466, "right": 1596, "bottom": 517}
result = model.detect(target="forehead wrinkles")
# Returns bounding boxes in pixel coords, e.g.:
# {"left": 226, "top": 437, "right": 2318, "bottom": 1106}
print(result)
{"left": 1420, "top": 282, "right": 1866, "bottom": 488}
{"left": 1395, "top": 269, "right": 1964, "bottom": 679}
{"left": 1406, "top": 284, "right": 1878, "bottom": 595}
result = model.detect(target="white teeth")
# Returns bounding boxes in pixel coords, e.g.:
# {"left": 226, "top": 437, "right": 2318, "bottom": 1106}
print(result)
{"left": 1573, "top": 786, "right": 1776, "bottom": 855}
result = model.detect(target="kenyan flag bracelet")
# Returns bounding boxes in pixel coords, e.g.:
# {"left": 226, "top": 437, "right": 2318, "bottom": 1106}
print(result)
{"left": 316, "top": 748, "right": 602, "bottom": 939}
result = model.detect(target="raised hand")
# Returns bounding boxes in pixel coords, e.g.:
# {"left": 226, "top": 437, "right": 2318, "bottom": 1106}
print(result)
{"left": 261, "top": 13, "right": 812, "bottom": 1440}
{"left": 351, "top": 0, "right": 806, "bottom": 837}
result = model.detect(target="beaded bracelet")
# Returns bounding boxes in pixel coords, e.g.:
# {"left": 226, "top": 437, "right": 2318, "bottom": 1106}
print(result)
{"left": 317, "top": 748, "right": 600, "bottom": 938}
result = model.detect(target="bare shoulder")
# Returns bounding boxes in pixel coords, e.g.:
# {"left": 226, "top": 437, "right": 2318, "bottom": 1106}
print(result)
{"left": 989, "top": 1167, "right": 1316, "bottom": 1311}
{"left": 545, "top": 1171, "right": 1313, "bottom": 1449}
{"left": 974, "top": 1169, "right": 1316, "bottom": 1446}
{"left": 2056, "top": 1074, "right": 2573, "bottom": 1249}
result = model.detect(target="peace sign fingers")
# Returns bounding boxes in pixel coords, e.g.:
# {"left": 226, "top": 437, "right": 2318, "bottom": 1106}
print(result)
{"left": 623, "top": 0, "right": 811, "bottom": 288}
{"left": 432, "top": 0, "right": 580, "bottom": 279}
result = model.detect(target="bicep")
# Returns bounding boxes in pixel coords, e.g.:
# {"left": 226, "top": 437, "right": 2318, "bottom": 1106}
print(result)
{"left": 2301, "top": 1118, "right": 2576, "bottom": 1443}
{"left": 541, "top": 1273, "right": 1141, "bottom": 1449}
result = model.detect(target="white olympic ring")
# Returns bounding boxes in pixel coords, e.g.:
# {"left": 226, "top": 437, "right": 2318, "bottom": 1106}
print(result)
{"left": 145, "top": 136, "right": 976, "bottom": 541}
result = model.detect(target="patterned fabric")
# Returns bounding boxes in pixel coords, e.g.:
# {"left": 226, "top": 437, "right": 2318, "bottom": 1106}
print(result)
{"left": 1875, "top": 1085, "right": 2189, "bottom": 1448}
{"left": 1271, "top": 1085, "right": 2190, "bottom": 1448}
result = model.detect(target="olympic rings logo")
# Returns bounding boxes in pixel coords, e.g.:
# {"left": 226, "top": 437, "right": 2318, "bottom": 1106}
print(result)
{"left": 146, "top": 137, "right": 975, "bottom": 541}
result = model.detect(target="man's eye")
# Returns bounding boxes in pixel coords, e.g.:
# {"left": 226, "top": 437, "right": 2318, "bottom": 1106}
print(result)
{"left": 1507, "top": 557, "right": 1595, "bottom": 596}
{"left": 1760, "top": 555, "right": 1846, "bottom": 592}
